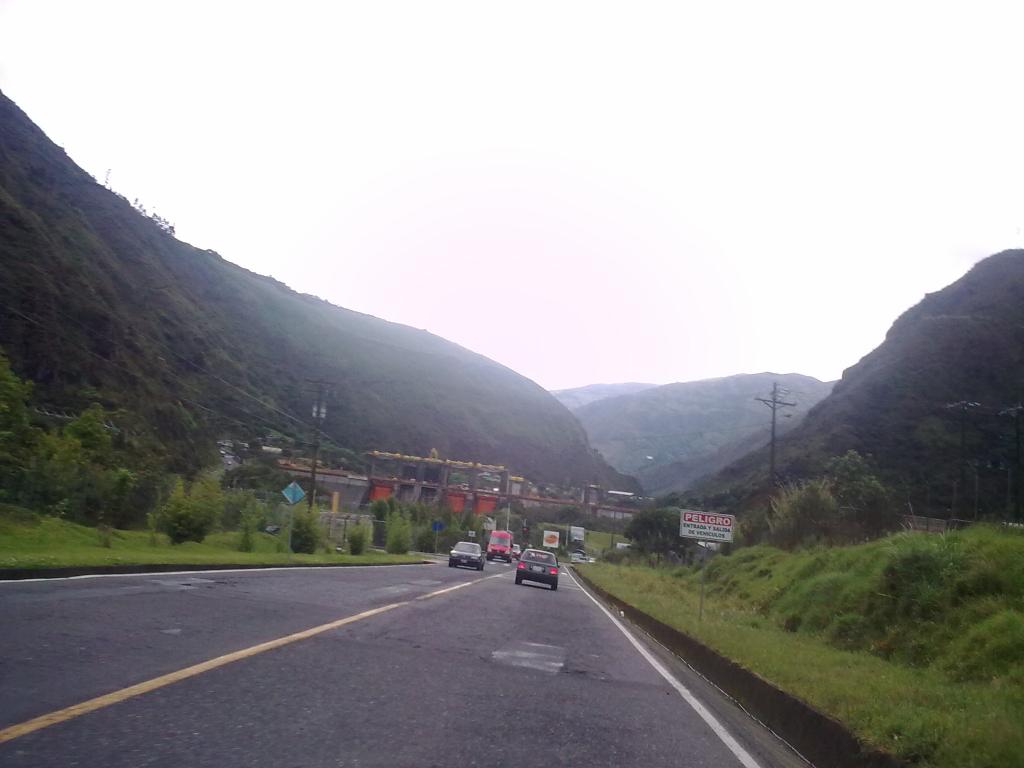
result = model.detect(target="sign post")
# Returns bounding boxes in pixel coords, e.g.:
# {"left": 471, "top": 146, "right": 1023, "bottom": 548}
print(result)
{"left": 281, "top": 482, "right": 306, "bottom": 553}
{"left": 431, "top": 520, "right": 444, "bottom": 553}
{"left": 677, "top": 510, "right": 734, "bottom": 621}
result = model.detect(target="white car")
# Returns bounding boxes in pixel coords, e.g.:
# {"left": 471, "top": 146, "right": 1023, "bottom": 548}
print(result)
{"left": 570, "top": 551, "right": 588, "bottom": 564}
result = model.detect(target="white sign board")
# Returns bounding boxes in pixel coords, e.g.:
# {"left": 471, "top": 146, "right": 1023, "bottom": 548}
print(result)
{"left": 569, "top": 525, "right": 585, "bottom": 542}
{"left": 483, "top": 517, "right": 496, "bottom": 531}
{"left": 679, "top": 510, "right": 734, "bottom": 543}
{"left": 467, "top": 530, "right": 476, "bottom": 538}
{"left": 542, "top": 530, "right": 560, "bottom": 548}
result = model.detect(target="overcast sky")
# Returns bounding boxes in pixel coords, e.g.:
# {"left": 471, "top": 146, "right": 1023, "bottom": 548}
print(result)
{"left": 2, "top": 1, "right": 1022, "bottom": 390}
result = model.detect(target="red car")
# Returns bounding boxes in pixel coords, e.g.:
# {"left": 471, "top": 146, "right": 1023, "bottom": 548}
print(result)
{"left": 486, "top": 530, "right": 514, "bottom": 562}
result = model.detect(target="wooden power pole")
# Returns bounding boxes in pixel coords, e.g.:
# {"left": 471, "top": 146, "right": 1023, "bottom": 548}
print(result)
{"left": 756, "top": 382, "right": 796, "bottom": 484}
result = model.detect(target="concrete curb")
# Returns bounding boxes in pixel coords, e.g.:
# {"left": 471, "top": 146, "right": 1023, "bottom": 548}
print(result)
{"left": 572, "top": 567, "right": 905, "bottom": 768}
{"left": 0, "top": 560, "right": 435, "bottom": 581}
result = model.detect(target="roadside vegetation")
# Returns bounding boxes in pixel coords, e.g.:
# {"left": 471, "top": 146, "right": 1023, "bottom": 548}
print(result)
{"left": 0, "top": 504, "right": 420, "bottom": 569}
{"left": 580, "top": 524, "right": 1024, "bottom": 768}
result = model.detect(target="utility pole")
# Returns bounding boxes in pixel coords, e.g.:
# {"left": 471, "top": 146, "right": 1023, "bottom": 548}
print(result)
{"left": 307, "top": 380, "right": 329, "bottom": 511}
{"left": 756, "top": 382, "right": 796, "bottom": 484}
{"left": 999, "top": 404, "right": 1023, "bottom": 521}
{"left": 945, "top": 401, "right": 980, "bottom": 518}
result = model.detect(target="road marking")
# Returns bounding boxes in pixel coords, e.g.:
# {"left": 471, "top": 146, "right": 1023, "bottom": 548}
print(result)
{"left": 0, "top": 563, "right": 437, "bottom": 585}
{"left": 564, "top": 569, "right": 763, "bottom": 768}
{"left": 492, "top": 641, "right": 566, "bottom": 673}
{"left": 415, "top": 571, "right": 505, "bottom": 599}
{"left": 0, "top": 571, "right": 502, "bottom": 744}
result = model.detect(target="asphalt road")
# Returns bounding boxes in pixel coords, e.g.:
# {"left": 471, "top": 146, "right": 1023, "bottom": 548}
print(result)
{"left": 0, "top": 561, "right": 807, "bottom": 768}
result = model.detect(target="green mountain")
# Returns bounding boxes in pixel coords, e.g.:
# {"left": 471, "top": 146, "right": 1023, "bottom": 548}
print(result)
{"left": 702, "top": 250, "right": 1024, "bottom": 519}
{"left": 0, "top": 90, "right": 633, "bottom": 489}
{"left": 552, "top": 382, "right": 657, "bottom": 411}
{"left": 574, "top": 373, "right": 833, "bottom": 494}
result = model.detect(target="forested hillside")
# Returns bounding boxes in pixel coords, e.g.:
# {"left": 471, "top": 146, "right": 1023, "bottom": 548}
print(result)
{"left": 702, "top": 250, "right": 1024, "bottom": 520}
{"left": 574, "top": 373, "right": 832, "bottom": 494}
{"left": 0, "top": 90, "right": 632, "bottom": 490}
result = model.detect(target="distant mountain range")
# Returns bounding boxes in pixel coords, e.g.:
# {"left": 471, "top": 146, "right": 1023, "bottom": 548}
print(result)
{"left": 0, "top": 90, "right": 634, "bottom": 490}
{"left": 552, "top": 382, "right": 657, "bottom": 411}
{"left": 569, "top": 374, "right": 834, "bottom": 495}
{"left": 701, "top": 250, "right": 1024, "bottom": 519}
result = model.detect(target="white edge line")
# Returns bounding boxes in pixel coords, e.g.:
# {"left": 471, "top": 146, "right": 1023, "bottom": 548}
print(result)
{"left": 0, "top": 563, "right": 438, "bottom": 584}
{"left": 563, "top": 568, "right": 763, "bottom": 768}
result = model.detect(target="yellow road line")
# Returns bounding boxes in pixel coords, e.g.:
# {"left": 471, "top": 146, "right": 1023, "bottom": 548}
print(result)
{"left": 0, "top": 572, "right": 503, "bottom": 745}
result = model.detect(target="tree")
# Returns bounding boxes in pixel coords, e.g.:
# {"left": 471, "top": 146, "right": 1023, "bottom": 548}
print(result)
{"left": 0, "top": 350, "right": 35, "bottom": 499}
{"left": 825, "top": 450, "right": 893, "bottom": 537}
{"left": 624, "top": 508, "right": 679, "bottom": 555}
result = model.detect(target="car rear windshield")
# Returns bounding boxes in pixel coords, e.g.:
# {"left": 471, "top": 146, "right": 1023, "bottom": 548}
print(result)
{"left": 453, "top": 543, "right": 480, "bottom": 554}
{"left": 489, "top": 532, "right": 511, "bottom": 544}
{"left": 523, "top": 550, "right": 555, "bottom": 564}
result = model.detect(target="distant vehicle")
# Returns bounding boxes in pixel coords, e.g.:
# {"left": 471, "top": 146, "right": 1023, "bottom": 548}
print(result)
{"left": 570, "top": 551, "right": 587, "bottom": 564}
{"left": 515, "top": 548, "right": 559, "bottom": 590}
{"left": 449, "top": 541, "right": 484, "bottom": 570}
{"left": 511, "top": 544, "right": 521, "bottom": 559}
{"left": 486, "top": 530, "right": 514, "bottom": 562}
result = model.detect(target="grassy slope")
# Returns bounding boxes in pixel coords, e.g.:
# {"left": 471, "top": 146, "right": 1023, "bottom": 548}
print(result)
{"left": 0, "top": 89, "right": 633, "bottom": 489}
{"left": 580, "top": 527, "right": 1024, "bottom": 768}
{"left": 0, "top": 506, "right": 420, "bottom": 569}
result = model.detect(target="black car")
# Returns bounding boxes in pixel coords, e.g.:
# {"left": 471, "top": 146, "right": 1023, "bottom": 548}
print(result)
{"left": 514, "top": 548, "right": 559, "bottom": 590}
{"left": 448, "top": 541, "right": 485, "bottom": 570}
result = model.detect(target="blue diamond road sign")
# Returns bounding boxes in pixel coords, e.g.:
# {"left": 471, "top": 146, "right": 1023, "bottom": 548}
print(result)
{"left": 281, "top": 481, "right": 305, "bottom": 505}
{"left": 431, "top": 520, "right": 444, "bottom": 532}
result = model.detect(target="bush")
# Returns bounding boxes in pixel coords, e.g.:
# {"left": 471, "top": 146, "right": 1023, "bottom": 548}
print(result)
{"left": 290, "top": 509, "right": 321, "bottom": 554}
{"left": 237, "top": 499, "right": 264, "bottom": 553}
{"left": 414, "top": 525, "right": 435, "bottom": 553}
{"left": 157, "top": 478, "right": 216, "bottom": 544}
{"left": 347, "top": 522, "right": 369, "bottom": 555}
{"left": 768, "top": 479, "right": 839, "bottom": 548}
{"left": 385, "top": 511, "right": 411, "bottom": 554}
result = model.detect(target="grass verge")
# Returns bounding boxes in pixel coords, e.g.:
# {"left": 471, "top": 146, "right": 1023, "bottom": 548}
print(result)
{"left": 0, "top": 505, "right": 422, "bottom": 570}
{"left": 579, "top": 527, "right": 1024, "bottom": 768}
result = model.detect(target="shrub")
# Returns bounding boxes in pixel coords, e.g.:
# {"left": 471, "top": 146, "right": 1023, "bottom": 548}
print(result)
{"left": 237, "top": 499, "right": 263, "bottom": 553}
{"left": 347, "top": 522, "right": 369, "bottom": 555}
{"left": 290, "top": 509, "right": 321, "bottom": 554}
{"left": 157, "top": 478, "right": 216, "bottom": 544}
{"left": 385, "top": 511, "right": 411, "bottom": 554}
{"left": 767, "top": 479, "right": 839, "bottom": 548}
{"left": 414, "top": 525, "right": 435, "bottom": 553}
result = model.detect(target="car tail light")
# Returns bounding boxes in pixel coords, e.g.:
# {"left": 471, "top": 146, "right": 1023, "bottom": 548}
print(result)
{"left": 517, "top": 562, "right": 526, "bottom": 570}
{"left": 549, "top": 567, "right": 558, "bottom": 575}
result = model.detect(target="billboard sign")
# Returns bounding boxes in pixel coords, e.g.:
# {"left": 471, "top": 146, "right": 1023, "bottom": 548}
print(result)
{"left": 569, "top": 526, "right": 585, "bottom": 543}
{"left": 679, "top": 510, "right": 735, "bottom": 543}
{"left": 542, "top": 530, "right": 560, "bottom": 548}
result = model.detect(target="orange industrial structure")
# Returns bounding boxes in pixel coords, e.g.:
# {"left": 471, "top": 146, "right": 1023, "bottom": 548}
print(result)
{"left": 277, "top": 451, "right": 640, "bottom": 519}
